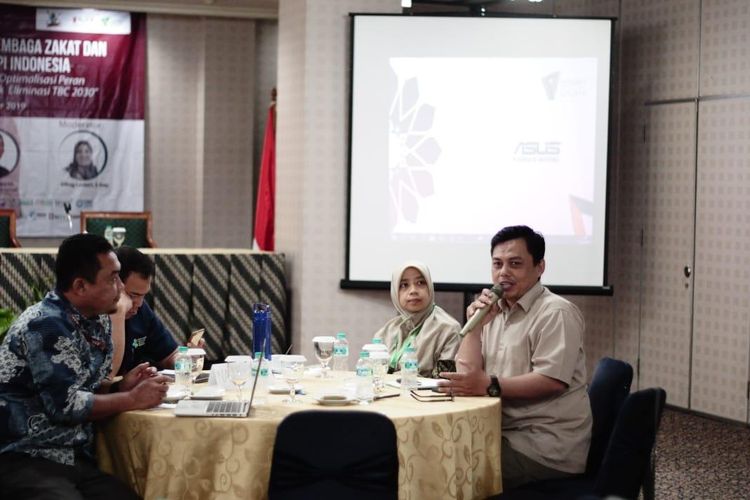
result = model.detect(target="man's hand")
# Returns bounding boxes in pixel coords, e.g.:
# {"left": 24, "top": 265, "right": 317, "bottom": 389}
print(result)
{"left": 437, "top": 368, "right": 491, "bottom": 396}
{"left": 466, "top": 288, "right": 502, "bottom": 332}
{"left": 127, "top": 375, "right": 171, "bottom": 410}
{"left": 119, "top": 362, "right": 157, "bottom": 392}
{"left": 90, "top": 371, "right": 170, "bottom": 419}
{"left": 187, "top": 338, "right": 206, "bottom": 349}
{"left": 112, "top": 291, "right": 133, "bottom": 320}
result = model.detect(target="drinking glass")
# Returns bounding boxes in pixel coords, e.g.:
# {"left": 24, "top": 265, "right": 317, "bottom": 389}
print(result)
{"left": 312, "top": 336, "right": 335, "bottom": 378}
{"left": 282, "top": 358, "right": 305, "bottom": 404}
{"left": 190, "top": 351, "right": 205, "bottom": 383}
{"left": 112, "top": 227, "right": 127, "bottom": 248}
{"left": 228, "top": 361, "right": 252, "bottom": 401}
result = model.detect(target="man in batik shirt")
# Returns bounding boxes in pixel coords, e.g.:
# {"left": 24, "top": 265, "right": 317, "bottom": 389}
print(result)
{"left": 0, "top": 234, "right": 171, "bottom": 499}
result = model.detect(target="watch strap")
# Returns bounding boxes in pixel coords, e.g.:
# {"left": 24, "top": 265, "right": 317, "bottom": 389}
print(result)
{"left": 487, "top": 375, "right": 502, "bottom": 397}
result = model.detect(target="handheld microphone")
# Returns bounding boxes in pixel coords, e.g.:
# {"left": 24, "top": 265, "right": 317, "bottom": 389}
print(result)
{"left": 459, "top": 284, "right": 504, "bottom": 337}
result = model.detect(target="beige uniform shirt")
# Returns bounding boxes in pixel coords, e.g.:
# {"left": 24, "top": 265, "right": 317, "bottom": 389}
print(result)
{"left": 375, "top": 305, "right": 461, "bottom": 378}
{"left": 481, "top": 281, "right": 591, "bottom": 474}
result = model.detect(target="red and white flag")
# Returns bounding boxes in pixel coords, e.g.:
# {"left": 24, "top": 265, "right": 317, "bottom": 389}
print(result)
{"left": 253, "top": 91, "right": 276, "bottom": 251}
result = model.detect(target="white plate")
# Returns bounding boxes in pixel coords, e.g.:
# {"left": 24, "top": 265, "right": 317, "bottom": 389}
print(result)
{"left": 314, "top": 394, "right": 355, "bottom": 406}
{"left": 268, "top": 384, "right": 304, "bottom": 394}
{"left": 191, "top": 386, "right": 226, "bottom": 400}
{"left": 163, "top": 388, "right": 190, "bottom": 403}
{"left": 225, "top": 355, "right": 253, "bottom": 363}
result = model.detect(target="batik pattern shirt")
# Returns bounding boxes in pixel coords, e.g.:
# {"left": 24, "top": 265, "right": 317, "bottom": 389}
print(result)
{"left": 0, "top": 291, "right": 113, "bottom": 465}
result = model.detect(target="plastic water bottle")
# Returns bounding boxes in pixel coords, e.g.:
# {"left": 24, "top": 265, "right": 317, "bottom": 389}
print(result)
{"left": 332, "top": 332, "right": 349, "bottom": 371}
{"left": 252, "top": 352, "right": 269, "bottom": 404}
{"left": 364, "top": 338, "right": 388, "bottom": 355}
{"left": 356, "top": 351, "right": 374, "bottom": 404}
{"left": 174, "top": 346, "right": 193, "bottom": 392}
{"left": 400, "top": 346, "right": 419, "bottom": 395}
{"left": 370, "top": 351, "right": 389, "bottom": 393}
{"left": 252, "top": 303, "right": 273, "bottom": 361}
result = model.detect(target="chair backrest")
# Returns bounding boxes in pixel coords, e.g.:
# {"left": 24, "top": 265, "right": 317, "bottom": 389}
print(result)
{"left": 594, "top": 388, "right": 667, "bottom": 499}
{"left": 586, "top": 357, "right": 633, "bottom": 476}
{"left": 0, "top": 209, "right": 21, "bottom": 248}
{"left": 268, "top": 410, "right": 399, "bottom": 500}
{"left": 80, "top": 211, "right": 157, "bottom": 248}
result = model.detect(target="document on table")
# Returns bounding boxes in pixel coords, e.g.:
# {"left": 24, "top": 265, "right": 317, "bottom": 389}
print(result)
{"left": 387, "top": 377, "right": 441, "bottom": 390}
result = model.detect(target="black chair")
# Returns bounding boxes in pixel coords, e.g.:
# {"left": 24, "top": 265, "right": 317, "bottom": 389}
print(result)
{"left": 585, "top": 357, "right": 633, "bottom": 477}
{"left": 496, "top": 388, "right": 667, "bottom": 500}
{"left": 268, "top": 410, "right": 399, "bottom": 500}
{"left": 594, "top": 388, "right": 666, "bottom": 499}
{"left": 498, "top": 356, "right": 633, "bottom": 498}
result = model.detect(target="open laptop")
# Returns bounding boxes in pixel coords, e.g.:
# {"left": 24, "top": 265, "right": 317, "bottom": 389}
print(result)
{"left": 175, "top": 354, "right": 263, "bottom": 418}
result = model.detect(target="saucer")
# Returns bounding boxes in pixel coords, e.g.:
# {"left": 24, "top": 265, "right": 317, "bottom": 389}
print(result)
{"left": 314, "top": 394, "right": 355, "bottom": 406}
{"left": 163, "top": 388, "right": 190, "bottom": 403}
{"left": 192, "top": 386, "right": 225, "bottom": 400}
{"left": 268, "top": 384, "right": 304, "bottom": 394}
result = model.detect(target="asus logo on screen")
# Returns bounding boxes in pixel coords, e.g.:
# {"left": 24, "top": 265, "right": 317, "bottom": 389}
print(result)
{"left": 514, "top": 142, "right": 561, "bottom": 155}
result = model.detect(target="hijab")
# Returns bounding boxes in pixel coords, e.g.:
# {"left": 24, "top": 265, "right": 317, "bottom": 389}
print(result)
{"left": 390, "top": 260, "right": 435, "bottom": 330}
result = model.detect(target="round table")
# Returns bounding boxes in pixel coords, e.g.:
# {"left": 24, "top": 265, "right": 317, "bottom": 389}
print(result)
{"left": 97, "top": 372, "right": 502, "bottom": 500}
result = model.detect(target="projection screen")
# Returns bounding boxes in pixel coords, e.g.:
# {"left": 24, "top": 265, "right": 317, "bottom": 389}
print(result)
{"left": 345, "top": 14, "right": 614, "bottom": 293}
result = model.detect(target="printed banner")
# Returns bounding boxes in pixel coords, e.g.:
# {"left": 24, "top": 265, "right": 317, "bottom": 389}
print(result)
{"left": 0, "top": 6, "right": 145, "bottom": 236}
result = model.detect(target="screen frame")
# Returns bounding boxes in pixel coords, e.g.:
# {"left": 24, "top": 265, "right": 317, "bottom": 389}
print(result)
{"left": 342, "top": 12, "right": 617, "bottom": 296}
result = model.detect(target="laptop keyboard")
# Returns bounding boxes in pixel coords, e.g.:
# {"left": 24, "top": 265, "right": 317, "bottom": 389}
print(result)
{"left": 206, "top": 401, "right": 249, "bottom": 416}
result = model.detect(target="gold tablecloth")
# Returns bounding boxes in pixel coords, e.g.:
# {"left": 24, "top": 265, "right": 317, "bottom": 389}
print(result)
{"left": 97, "top": 374, "right": 502, "bottom": 500}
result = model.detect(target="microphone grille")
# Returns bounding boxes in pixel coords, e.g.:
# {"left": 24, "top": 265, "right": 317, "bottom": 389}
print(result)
{"left": 490, "top": 284, "right": 504, "bottom": 298}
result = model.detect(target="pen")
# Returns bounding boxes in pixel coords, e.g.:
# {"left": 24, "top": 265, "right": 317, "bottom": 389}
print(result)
{"left": 374, "top": 393, "right": 400, "bottom": 400}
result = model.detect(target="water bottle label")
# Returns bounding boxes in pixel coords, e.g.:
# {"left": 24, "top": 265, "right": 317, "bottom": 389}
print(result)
{"left": 334, "top": 345, "right": 349, "bottom": 356}
{"left": 260, "top": 367, "right": 269, "bottom": 377}
{"left": 404, "top": 360, "right": 418, "bottom": 371}
{"left": 356, "top": 367, "right": 372, "bottom": 377}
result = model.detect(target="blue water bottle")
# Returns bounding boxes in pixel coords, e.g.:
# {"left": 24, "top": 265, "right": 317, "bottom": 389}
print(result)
{"left": 252, "top": 303, "right": 273, "bottom": 360}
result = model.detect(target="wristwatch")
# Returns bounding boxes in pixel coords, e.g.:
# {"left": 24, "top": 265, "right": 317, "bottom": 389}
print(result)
{"left": 486, "top": 375, "right": 502, "bottom": 397}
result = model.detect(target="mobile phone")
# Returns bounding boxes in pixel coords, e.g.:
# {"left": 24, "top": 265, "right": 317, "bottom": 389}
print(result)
{"left": 437, "top": 359, "right": 456, "bottom": 376}
{"left": 189, "top": 328, "right": 205, "bottom": 345}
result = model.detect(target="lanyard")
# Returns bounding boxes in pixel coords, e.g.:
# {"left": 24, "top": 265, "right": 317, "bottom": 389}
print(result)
{"left": 388, "top": 323, "right": 422, "bottom": 371}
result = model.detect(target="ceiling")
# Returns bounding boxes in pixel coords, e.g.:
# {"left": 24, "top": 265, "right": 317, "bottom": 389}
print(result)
{"left": 0, "top": 0, "right": 279, "bottom": 19}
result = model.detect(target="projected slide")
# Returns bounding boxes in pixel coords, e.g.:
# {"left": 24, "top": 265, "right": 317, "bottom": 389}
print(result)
{"left": 348, "top": 15, "right": 612, "bottom": 289}
{"left": 388, "top": 57, "right": 597, "bottom": 241}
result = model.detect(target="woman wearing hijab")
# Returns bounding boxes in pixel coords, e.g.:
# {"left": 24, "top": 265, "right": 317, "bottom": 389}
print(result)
{"left": 65, "top": 140, "right": 98, "bottom": 180}
{"left": 374, "top": 260, "right": 460, "bottom": 378}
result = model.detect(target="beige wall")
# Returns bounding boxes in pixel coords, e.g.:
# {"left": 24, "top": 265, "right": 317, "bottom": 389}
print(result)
{"left": 616, "top": 0, "right": 750, "bottom": 422}
{"left": 276, "top": 0, "right": 422, "bottom": 363}
{"left": 146, "top": 14, "right": 259, "bottom": 248}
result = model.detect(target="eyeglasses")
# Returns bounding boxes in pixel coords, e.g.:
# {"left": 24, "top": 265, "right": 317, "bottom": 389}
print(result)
{"left": 410, "top": 389, "right": 453, "bottom": 402}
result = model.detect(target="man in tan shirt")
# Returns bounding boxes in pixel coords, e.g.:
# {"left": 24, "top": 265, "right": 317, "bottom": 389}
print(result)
{"left": 439, "top": 225, "right": 592, "bottom": 490}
